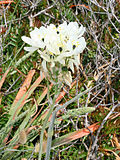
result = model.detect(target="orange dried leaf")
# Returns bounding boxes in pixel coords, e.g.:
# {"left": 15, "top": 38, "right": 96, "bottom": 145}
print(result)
{"left": 52, "top": 123, "right": 100, "bottom": 148}
{"left": 10, "top": 73, "right": 45, "bottom": 118}
{"left": 33, "top": 123, "right": 99, "bottom": 153}
{"left": 70, "top": 4, "right": 90, "bottom": 9}
{"left": 0, "top": 67, "right": 11, "bottom": 90}
{"left": 5, "top": 72, "right": 45, "bottom": 144}
{"left": 26, "top": 125, "right": 38, "bottom": 134}
{"left": 32, "top": 83, "right": 53, "bottom": 117}
{"left": 0, "top": 1, "right": 14, "bottom": 4}
{"left": 13, "top": 144, "right": 19, "bottom": 149}
{"left": 12, "top": 69, "right": 35, "bottom": 107}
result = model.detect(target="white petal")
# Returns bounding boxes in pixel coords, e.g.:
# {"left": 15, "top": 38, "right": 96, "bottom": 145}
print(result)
{"left": 30, "top": 27, "right": 47, "bottom": 46}
{"left": 55, "top": 54, "right": 64, "bottom": 60}
{"left": 66, "top": 40, "right": 73, "bottom": 51}
{"left": 64, "top": 51, "right": 73, "bottom": 57}
{"left": 58, "top": 21, "right": 67, "bottom": 29}
{"left": 57, "top": 58, "right": 65, "bottom": 65}
{"left": 77, "top": 37, "right": 86, "bottom": 53}
{"left": 68, "top": 22, "right": 78, "bottom": 29}
{"left": 70, "top": 37, "right": 86, "bottom": 55}
{"left": 48, "top": 24, "right": 56, "bottom": 31}
{"left": 30, "top": 27, "right": 40, "bottom": 40}
{"left": 73, "top": 55, "right": 80, "bottom": 68}
{"left": 40, "top": 53, "right": 51, "bottom": 62}
{"left": 36, "top": 41, "right": 45, "bottom": 48}
{"left": 22, "top": 36, "right": 35, "bottom": 46}
{"left": 56, "top": 51, "right": 73, "bottom": 60}
{"left": 67, "top": 22, "right": 79, "bottom": 37}
{"left": 24, "top": 47, "right": 38, "bottom": 52}
{"left": 78, "top": 25, "right": 85, "bottom": 37}
{"left": 58, "top": 21, "right": 67, "bottom": 34}
{"left": 68, "top": 61, "right": 74, "bottom": 73}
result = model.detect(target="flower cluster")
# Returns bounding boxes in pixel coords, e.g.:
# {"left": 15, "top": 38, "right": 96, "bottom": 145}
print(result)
{"left": 22, "top": 22, "right": 86, "bottom": 86}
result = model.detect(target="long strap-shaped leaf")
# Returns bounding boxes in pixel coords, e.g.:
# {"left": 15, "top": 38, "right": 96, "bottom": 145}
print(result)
{"left": 0, "top": 67, "right": 11, "bottom": 90}
{"left": 52, "top": 122, "right": 100, "bottom": 149}
{"left": 9, "top": 72, "right": 45, "bottom": 116}
{"left": 35, "top": 122, "right": 99, "bottom": 154}
{"left": 11, "top": 69, "right": 35, "bottom": 110}
{"left": 4, "top": 72, "right": 45, "bottom": 143}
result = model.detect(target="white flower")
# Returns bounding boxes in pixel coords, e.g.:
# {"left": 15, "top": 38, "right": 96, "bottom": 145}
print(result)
{"left": 21, "top": 27, "right": 46, "bottom": 52}
{"left": 22, "top": 21, "right": 86, "bottom": 58}
{"left": 66, "top": 37, "right": 86, "bottom": 56}
{"left": 22, "top": 21, "right": 86, "bottom": 86}
{"left": 57, "top": 21, "right": 68, "bottom": 37}
{"left": 67, "top": 22, "right": 85, "bottom": 39}
{"left": 44, "top": 22, "right": 86, "bottom": 58}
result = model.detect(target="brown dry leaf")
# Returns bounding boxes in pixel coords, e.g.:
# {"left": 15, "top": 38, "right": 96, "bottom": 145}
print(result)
{"left": 103, "top": 148, "right": 120, "bottom": 159}
{"left": 94, "top": 71, "right": 102, "bottom": 81}
{"left": 52, "top": 123, "right": 100, "bottom": 149}
{"left": 34, "top": 17, "right": 42, "bottom": 28}
{"left": 98, "top": 63, "right": 109, "bottom": 70}
{"left": 13, "top": 144, "right": 19, "bottom": 150}
{"left": 116, "top": 0, "right": 120, "bottom": 5}
{"left": 26, "top": 126, "right": 38, "bottom": 134}
{"left": 112, "top": 134, "right": 120, "bottom": 149}
{"left": 12, "top": 69, "right": 35, "bottom": 107}
{"left": 109, "top": 113, "right": 120, "bottom": 120}
{"left": 0, "top": 67, "right": 11, "bottom": 90}
{"left": 15, "top": 123, "right": 99, "bottom": 154}
{"left": 0, "top": 67, "right": 10, "bottom": 114}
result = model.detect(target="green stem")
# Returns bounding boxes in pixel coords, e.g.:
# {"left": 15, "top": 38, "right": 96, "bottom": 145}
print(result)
{"left": 38, "top": 83, "right": 61, "bottom": 160}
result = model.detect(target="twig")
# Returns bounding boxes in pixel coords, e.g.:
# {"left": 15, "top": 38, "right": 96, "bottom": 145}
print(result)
{"left": 87, "top": 103, "right": 120, "bottom": 159}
